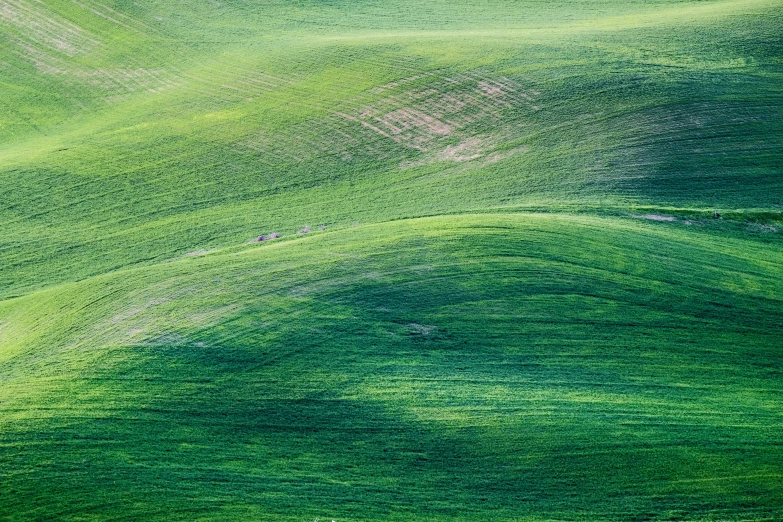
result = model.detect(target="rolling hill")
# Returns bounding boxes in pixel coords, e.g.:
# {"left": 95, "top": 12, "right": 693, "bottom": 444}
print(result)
{"left": 1, "top": 0, "right": 782, "bottom": 520}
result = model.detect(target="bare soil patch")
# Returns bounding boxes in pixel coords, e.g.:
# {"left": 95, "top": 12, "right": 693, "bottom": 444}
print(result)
{"left": 633, "top": 214, "right": 677, "bottom": 222}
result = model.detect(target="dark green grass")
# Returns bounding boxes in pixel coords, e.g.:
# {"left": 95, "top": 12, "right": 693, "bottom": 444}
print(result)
{"left": 1, "top": 0, "right": 783, "bottom": 519}
{"left": 2, "top": 215, "right": 782, "bottom": 520}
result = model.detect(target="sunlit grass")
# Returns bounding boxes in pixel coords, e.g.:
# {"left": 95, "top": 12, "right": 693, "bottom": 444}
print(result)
{"left": 1, "top": 0, "right": 782, "bottom": 519}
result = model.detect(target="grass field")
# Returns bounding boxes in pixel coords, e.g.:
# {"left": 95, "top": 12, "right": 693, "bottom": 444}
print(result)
{"left": 1, "top": 0, "right": 782, "bottom": 520}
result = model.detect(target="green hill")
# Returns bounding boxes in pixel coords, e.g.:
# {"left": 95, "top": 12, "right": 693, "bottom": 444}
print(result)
{"left": 1, "top": 0, "right": 782, "bottom": 520}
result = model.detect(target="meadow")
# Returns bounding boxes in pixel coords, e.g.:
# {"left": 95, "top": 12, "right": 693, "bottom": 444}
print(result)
{"left": 1, "top": 0, "right": 782, "bottom": 520}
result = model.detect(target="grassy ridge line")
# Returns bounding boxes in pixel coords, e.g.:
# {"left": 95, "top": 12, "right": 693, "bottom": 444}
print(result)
{"left": 1, "top": 213, "right": 782, "bottom": 520}
{"left": 3, "top": 212, "right": 781, "bottom": 379}
{"left": 2, "top": 0, "right": 779, "bottom": 162}
{"left": 1, "top": 0, "right": 780, "bottom": 300}
{"left": 1, "top": 147, "right": 780, "bottom": 302}
{"left": 314, "top": 0, "right": 780, "bottom": 40}
{"left": 3, "top": 0, "right": 780, "bottom": 155}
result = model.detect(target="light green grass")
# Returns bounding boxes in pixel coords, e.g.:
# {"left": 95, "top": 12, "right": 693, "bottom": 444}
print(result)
{"left": 1, "top": 0, "right": 782, "bottom": 519}
{"left": 1, "top": 0, "right": 781, "bottom": 298}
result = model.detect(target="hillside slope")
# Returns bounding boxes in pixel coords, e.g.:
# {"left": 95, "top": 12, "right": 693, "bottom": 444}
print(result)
{"left": 1, "top": 0, "right": 781, "bottom": 298}
{"left": 1, "top": 0, "right": 782, "bottom": 520}
{"left": 2, "top": 214, "right": 782, "bottom": 520}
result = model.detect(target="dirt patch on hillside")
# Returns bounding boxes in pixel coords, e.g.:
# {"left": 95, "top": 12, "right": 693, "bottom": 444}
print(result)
{"left": 633, "top": 214, "right": 677, "bottom": 222}
{"left": 185, "top": 250, "right": 212, "bottom": 257}
{"left": 240, "top": 69, "right": 541, "bottom": 164}
{"left": 341, "top": 71, "right": 539, "bottom": 154}
{"left": 441, "top": 137, "right": 485, "bottom": 161}
{"left": 406, "top": 323, "right": 437, "bottom": 336}
{"left": 400, "top": 138, "right": 529, "bottom": 169}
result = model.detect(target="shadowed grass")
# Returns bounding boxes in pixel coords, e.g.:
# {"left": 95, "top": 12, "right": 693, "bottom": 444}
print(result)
{"left": 2, "top": 214, "right": 782, "bottom": 520}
